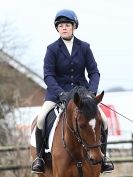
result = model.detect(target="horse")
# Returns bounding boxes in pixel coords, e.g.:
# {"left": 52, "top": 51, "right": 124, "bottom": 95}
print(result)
{"left": 30, "top": 86, "right": 104, "bottom": 177}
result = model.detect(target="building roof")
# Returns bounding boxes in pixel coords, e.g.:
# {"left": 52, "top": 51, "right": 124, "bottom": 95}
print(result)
{"left": 0, "top": 50, "right": 46, "bottom": 89}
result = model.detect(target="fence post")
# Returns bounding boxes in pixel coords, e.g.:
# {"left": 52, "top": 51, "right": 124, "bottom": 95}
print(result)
{"left": 131, "top": 133, "right": 133, "bottom": 157}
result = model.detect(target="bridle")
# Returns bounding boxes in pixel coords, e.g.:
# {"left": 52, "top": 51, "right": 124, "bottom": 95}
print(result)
{"left": 61, "top": 106, "right": 103, "bottom": 177}
{"left": 68, "top": 107, "right": 101, "bottom": 149}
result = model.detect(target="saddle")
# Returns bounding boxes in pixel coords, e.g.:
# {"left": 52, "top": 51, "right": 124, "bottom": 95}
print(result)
{"left": 42, "top": 103, "right": 64, "bottom": 149}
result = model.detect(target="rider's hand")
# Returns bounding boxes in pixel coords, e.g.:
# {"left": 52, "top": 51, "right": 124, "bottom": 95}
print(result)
{"left": 88, "top": 91, "right": 96, "bottom": 97}
{"left": 59, "top": 92, "right": 68, "bottom": 103}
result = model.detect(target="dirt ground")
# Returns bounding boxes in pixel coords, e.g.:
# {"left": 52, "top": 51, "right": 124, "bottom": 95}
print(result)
{"left": 100, "top": 163, "right": 133, "bottom": 177}
{"left": 1, "top": 163, "right": 133, "bottom": 177}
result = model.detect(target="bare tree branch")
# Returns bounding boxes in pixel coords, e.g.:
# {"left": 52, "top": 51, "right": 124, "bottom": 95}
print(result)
{"left": 0, "top": 21, "right": 29, "bottom": 58}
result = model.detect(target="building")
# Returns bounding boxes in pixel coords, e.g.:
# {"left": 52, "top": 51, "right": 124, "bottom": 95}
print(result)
{"left": 0, "top": 50, "right": 46, "bottom": 107}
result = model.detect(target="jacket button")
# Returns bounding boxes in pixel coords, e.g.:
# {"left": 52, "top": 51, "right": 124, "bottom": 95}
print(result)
{"left": 70, "top": 75, "right": 74, "bottom": 79}
{"left": 71, "top": 83, "right": 74, "bottom": 86}
{"left": 70, "top": 68, "right": 74, "bottom": 72}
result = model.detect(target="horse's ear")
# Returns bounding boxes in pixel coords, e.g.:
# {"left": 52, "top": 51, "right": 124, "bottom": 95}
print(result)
{"left": 74, "top": 92, "right": 80, "bottom": 106}
{"left": 95, "top": 91, "right": 104, "bottom": 104}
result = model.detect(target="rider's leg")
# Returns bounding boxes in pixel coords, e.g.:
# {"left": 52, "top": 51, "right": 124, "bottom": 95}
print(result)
{"left": 32, "top": 101, "right": 56, "bottom": 173}
{"left": 99, "top": 107, "right": 114, "bottom": 173}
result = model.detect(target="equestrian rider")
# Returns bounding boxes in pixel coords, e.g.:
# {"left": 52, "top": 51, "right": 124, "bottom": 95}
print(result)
{"left": 31, "top": 9, "right": 114, "bottom": 174}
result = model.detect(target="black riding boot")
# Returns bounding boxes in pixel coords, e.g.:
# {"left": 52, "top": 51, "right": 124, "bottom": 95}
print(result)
{"left": 101, "top": 129, "right": 114, "bottom": 173}
{"left": 32, "top": 127, "right": 45, "bottom": 174}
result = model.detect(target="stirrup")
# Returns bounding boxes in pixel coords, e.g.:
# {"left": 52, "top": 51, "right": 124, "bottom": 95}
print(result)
{"left": 101, "top": 156, "right": 114, "bottom": 173}
{"left": 32, "top": 157, "right": 45, "bottom": 174}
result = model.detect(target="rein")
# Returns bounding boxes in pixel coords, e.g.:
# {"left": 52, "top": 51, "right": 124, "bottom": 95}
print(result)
{"left": 101, "top": 103, "right": 133, "bottom": 123}
{"left": 61, "top": 110, "right": 85, "bottom": 177}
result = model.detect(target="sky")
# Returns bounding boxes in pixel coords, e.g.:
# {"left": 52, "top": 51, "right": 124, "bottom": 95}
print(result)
{"left": 0, "top": 0, "right": 133, "bottom": 91}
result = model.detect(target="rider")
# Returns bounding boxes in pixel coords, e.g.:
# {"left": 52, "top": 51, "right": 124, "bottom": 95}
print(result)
{"left": 31, "top": 9, "right": 114, "bottom": 174}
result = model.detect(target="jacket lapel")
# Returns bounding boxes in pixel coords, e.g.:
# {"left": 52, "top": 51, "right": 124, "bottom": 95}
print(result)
{"left": 58, "top": 37, "right": 81, "bottom": 59}
{"left": 58, "top": 38, "right": 71, "bottom": 59}
{"left": 71, "top": 37, "right": 81, "bottom": 58}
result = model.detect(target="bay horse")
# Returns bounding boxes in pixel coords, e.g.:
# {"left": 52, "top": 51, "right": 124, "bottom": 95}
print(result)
{"left": 30, "top": 86, "right": 104, "bottom": 177}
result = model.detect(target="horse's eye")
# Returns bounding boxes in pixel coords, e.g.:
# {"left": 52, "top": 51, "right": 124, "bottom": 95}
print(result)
{"left": 78, "top": 110, "right": 83, "bottom": 114}
{"left": 79, "top": 123, "right": 87, "bottom": 129}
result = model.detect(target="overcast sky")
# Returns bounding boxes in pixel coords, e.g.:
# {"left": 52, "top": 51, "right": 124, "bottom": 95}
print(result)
{"left": 0, "top": 0, "right": 133, "bottom": 91}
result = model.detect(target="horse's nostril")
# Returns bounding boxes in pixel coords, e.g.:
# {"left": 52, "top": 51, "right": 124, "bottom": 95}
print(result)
{"left": 90, "top": 157, "right": 93, "bottom": 161}
{"left": 86, "top": 154, "right": 103, "bottom": 165}
{"left": 90, "top": 158, "right": 100, "bottom": 165}
{"left": 90, "top": 158, "right": 96, "bottom": 165}
{"left": 86, "top": 155, "right": 95, "bottom": 165}
{"left": 90, "top": 158, "right": 95, "bottom": 164}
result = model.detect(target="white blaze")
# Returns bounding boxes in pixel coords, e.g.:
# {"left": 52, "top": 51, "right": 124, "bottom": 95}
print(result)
{"left": 89, "top": 118, "right": 96, "bottom": 129}
{"left": 89, "top": 118, "right": 96, "bottom": 140}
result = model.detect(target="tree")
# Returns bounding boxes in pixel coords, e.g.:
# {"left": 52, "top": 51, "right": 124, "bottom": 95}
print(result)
{"left": 0, "top": 21, "right": 29, "bottom": 145}
{"left": 0, "top": 21, "right": 28, "bottom": 58}
{"left": 0, "top": 22, "right": 32, "bottom": 177}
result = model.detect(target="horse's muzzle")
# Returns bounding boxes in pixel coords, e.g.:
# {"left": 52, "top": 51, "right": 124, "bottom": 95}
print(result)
{"left": 86, "top": 153, "right": 103, "bottom": 165}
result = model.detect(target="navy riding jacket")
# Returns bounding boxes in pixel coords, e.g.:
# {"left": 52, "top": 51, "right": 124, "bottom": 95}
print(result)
{"left": 44, "top": 37, "right": 100, "bottom": 102}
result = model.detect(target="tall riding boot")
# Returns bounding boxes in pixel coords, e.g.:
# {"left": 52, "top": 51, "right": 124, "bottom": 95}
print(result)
{"left": 32, "top": 127, "right": 45, "bottom": 174}
{"left": 101, "top": 129, "right": 114, "bottom": 173}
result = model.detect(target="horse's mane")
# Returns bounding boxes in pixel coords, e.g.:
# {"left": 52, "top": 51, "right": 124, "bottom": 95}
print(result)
{"left": 66, "top": 86, "right": 98, "bottom": 118}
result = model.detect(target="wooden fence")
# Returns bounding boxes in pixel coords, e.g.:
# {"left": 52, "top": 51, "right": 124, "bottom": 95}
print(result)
{"left": 0, "top": 145, "right": 31, "bottom": 171}
{"left": 0, "top": 140, "right": 133, "bottom": 171}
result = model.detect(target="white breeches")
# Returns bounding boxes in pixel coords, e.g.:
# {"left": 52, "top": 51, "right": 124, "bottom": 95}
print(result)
{"left": 98, "top": 106, "right": 108, "bottom": 130}
{"left": 37, "top": 101, "right": 56, "bottom": 129}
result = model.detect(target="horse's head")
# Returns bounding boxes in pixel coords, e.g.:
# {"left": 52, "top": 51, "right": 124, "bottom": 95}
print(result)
{"left": 66, "top": 86, "right": 104, "bottom": 165}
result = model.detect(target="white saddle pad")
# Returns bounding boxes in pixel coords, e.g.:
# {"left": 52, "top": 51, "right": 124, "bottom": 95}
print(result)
{"left": 30, "top": 107, "right": 63, "bottom": 153}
